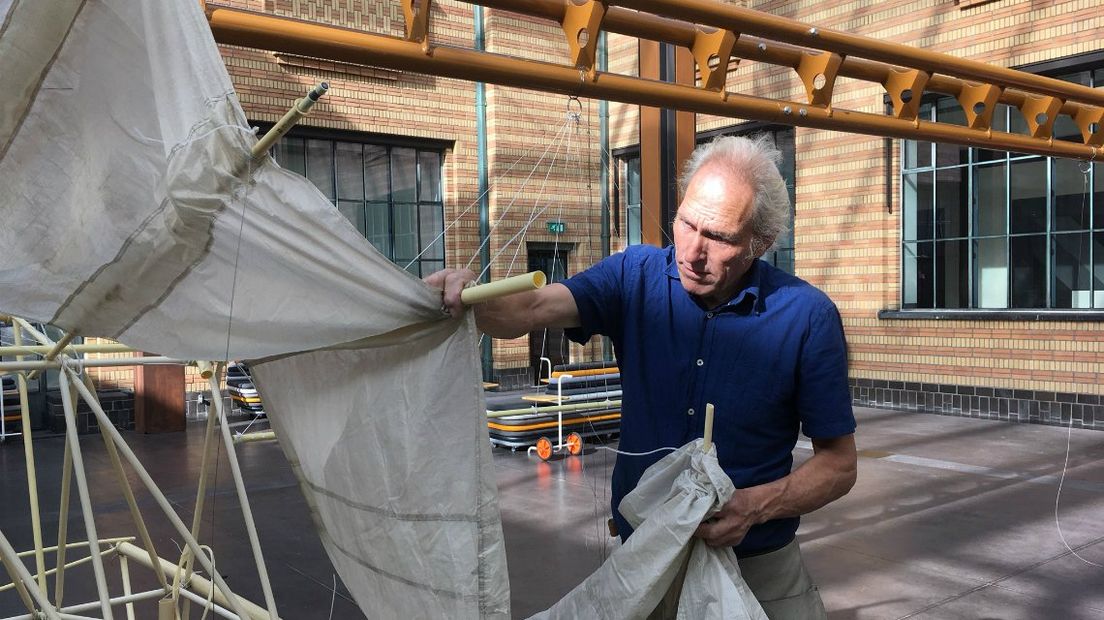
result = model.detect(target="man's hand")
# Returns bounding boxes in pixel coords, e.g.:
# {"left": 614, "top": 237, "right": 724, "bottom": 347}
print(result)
{"left": 423, "top": 268, "right": 478, "bottom": 319}
{"left": 695, "top": 486, "right": 766, "bottom": 548}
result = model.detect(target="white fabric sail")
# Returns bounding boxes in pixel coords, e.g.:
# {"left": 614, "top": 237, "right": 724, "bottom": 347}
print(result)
{"left": 0, "top": 1, "right": 765, "bottom": 617}
{"left": 0, "top": 0, "right": 509, "bottom": 616}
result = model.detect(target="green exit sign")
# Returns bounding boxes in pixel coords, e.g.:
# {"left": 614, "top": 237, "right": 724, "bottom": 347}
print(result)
{"left": 547, "top": 220, "right": 566, "bottom": 234}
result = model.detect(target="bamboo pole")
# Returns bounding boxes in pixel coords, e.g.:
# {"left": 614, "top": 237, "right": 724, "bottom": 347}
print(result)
{"left": 0, "top": 343, "right": 136, "bottom": 356}
{"left": 460, "top": 271, "right": 546, "bottom": 305}
{"left": 65, "top": 368, "right": 254, "bottom": 620}
{"left": 233, "top": 430, "right": 276, "bottom": 444}
{"left": 0, "top": 356, "right": 192, "bottom": 372}
{"left": 1, "top": 539, "right": 134, "bottom": 594}
{"left": 251, "top": 83, "right": 329, "bottom": 158}
{"left": 4, "top": 588, "right": 169, "bottom": 620}
{"left": 703, "top": 403, "right": 714, "bottom": 455}
{"left": 207, "top": 372, "right": 279, "bottom": 618}
{"left": 27, "top": 332, "right": 76, "bottom": 380}
{"left": 57, "top": 369, "right": 115, "bottom": 620}
{"left": 54, "top": 422, "right": 74, "bottom": 605}
{"left": 119, "top": 556, "right": 136, "bottom": 620}
{"left": 11, "top": 322, "right": 46, "bottom": 591}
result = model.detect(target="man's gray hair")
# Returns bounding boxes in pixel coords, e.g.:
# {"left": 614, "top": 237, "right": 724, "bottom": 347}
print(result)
{"left": 678, "top": 134, "right": 791, "bottom": 255}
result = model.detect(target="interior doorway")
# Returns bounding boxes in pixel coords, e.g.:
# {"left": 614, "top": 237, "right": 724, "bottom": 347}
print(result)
{"left": 527, "top": 243, "right": 571, "bottom": 385}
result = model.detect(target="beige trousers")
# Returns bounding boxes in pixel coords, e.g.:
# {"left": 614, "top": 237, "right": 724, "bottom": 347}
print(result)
{"left": 738, "top": 539, "right": 827, "bottom": 620}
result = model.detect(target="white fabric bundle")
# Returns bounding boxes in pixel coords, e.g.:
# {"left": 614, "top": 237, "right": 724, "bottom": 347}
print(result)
{"left": 532, "top": 440, "right": 767, "bottom": 620}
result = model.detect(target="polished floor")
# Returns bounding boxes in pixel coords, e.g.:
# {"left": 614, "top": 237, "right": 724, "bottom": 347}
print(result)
{"left": 1, "top": 406, "right": 1103, "bottom": 619}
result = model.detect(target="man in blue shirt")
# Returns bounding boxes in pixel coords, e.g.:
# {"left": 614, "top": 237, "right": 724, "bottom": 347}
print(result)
{"left": 429, "top": 135, "right": 856, "bottom": 618}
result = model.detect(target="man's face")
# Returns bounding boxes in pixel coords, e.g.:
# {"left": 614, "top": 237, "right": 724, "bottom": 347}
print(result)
{"left": 673, "top": 165, "right": 763, "bottom": 308}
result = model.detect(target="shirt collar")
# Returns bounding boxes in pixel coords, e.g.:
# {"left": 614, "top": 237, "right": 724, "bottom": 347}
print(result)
{"left": 664, "top": 246, "right": 764, "bottom": 313}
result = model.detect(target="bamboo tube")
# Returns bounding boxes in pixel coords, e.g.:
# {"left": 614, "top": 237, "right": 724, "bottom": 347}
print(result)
{"left": 11, "top": 322, "right": 46, "bottom": 592}
{"left": 54, "top": 426, "right": 74, "bottom": 605}
{"left": 0, "top": 356, "right": 190, "bottom": 372}
{"left": 1, "top": 540, "right": 134, "bottom": 594}
{"left": 234, "top": 430, "right": 276, "bottom": 444}
{"left": 57, "top": 370, "right": 115, "bottom": 620}
{"left": 28, "top": 332, "right": 76, "bottom": 380}
{"left": 703, "top": 403, "right": 715, "bottom": 455}
{"left": 461, "top": 271, "right": 546, "bottom": 305}
{"left": 251, "top": 83, "right": 328, "bottom": 158}
{"left": 0, "top": 343, "right": 136, "bottom": 356}
{"left": 0, "top": 528, "right": 61, "bottom": 619}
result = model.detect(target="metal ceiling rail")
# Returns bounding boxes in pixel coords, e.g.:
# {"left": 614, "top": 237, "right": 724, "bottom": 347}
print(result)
{"left": 204, "top": 2, "right": 1103, "bottom": 160}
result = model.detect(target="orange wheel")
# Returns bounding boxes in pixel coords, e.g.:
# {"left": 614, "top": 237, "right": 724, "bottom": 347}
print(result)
{"left": 535, "top": 436, "right": 554, "bottom": 461}
{"left": 565, "top": 432, "right": 584, "bottom": 456}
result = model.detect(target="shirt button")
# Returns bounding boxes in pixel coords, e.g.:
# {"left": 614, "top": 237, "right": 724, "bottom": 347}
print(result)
{"left": 696, "top": 359, "right": 704, "bottom": 367}
{"left": 688, "top": 408, "right": 695, "bottom": 416}
{"left": 706, "top": 312, "right": 714, "bottom": 319}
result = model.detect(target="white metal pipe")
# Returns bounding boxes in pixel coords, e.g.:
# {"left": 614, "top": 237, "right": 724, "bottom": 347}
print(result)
{"left": 0, "top": 343, "right": 136, "bottom": 356}
{"left": 209, "top": 375, "right": 279, "bottom": 618}
{"left": 0, "top": 356, "right": 188, "bottom": 372}
{"left": 78, "top": 370, "right": 170, "bottom": 594}
{"left": 486, "top": 399, "right": 622, "bottom": 418}
{"left": 65, "top": 370, "right": 253, "bottom": 620}
{"left": 0, "top": 528, "right": 61, "bottom": 619}
{"left": 116, "top": 542, "right": 271, "bottom": 620}
{"left": 11, "top": 322, "right": 46, "bottom": 591}
{"left": 57, "top": 370, "right": 115, "bottom": 620}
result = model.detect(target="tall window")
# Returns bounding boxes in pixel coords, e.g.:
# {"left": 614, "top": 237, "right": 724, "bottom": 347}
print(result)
{"left": 623, "top": 155, "right": 642, "bottom": 246}
{"left": 901, "top": 66, "right": 1104, "bottom": 310}
{"left": 275, "top": 136, "right": 446, "bottom": 277}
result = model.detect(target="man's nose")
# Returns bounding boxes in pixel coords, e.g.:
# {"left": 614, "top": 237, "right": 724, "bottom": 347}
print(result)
{"left": 684, "top": 232, "right": 707, "bottom": 261}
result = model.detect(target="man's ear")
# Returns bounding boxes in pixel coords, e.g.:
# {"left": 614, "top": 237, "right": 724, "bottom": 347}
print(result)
{"left": 752, "top": 235, "right": 777, "bottom": 259}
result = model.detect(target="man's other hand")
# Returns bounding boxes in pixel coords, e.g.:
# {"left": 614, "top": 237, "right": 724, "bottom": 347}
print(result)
{"left": 694, "top": 487, "right": 763, "bottom": 548}
{"left": 424, "top": 268, "right": 478, "bottom": 319}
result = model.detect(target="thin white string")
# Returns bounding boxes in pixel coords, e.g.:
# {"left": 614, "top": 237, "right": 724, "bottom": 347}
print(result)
{"left": 594, "top": 446, "right": 678, "bottom": 457}
{"left": 1054, "top": 413, "right": 1103, "bottom": 568}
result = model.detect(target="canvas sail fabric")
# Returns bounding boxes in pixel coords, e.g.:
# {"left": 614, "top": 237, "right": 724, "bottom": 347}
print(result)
{"left": 532, "top": 440, "right": 768, "bottom": 620}
{"left": 0, "top": 0, "right": 509, "bottom": 616}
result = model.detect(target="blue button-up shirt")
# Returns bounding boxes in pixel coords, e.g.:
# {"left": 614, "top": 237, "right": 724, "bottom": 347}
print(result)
{"left": 563, "top": 244, "right": 855, "bottom": 555}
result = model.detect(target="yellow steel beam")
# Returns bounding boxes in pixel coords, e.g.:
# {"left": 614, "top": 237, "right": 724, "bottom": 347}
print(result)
{"left": 205, "top": 5, "right": 1102, "bottom": 160}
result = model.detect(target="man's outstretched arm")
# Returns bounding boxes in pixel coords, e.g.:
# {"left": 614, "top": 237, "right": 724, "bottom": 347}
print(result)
{"left": 424, "top": 268, "right": 581, "bottom": 339}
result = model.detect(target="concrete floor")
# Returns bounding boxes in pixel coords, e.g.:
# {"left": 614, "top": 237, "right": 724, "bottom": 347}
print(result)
{"left": 1, "top": 406, "right": 1103, "bottom": 618}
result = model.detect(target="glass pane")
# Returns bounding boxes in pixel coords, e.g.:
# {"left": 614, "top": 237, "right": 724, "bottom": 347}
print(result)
{"left": 1009, "top": 158, "right": 1047, "bottom": 234}
{"left": 275, "top": 137, "right": 306, "bottom": 176}
{"left": 935, "top": 167, "right": 968, "bottom": 238}
{"left": 975, "top": 163, "right": 1006, "bottom": 236}
{"left": 935, "top": 97, "right": 968, "bottom": 166}
{"left": 305, "top": 139, "right": 334, "bottom": 199}
{"left": 903, "top": 171, "right": 934, "bottom": 241}
{"left": 903, "top": 241, "right": 934, "bottom": 309}
{"left": 393, "top": 202, "right": 418, "bottom": 262}
{"left": 626, "top": 157, "right": 641, "bottom": 205}
{"left": 1094, "top": 232, "right": 1104, "bottom": 308}
{"left": 1053, "top": 232, "right": 1090, "bottom": 309}
{"left": 976, "top": 238, "right": 1008, "bottom": 308}
{"left": 1010, "top": 234, "right": 1047, "bottom": 308}
{"left": 336, "top": 200, "right": 365, "bottom": 235}
{"left": 421, "top": 260, "right": 444, "bottom": 277}
{"left": 418, "top": 203, "right": 444, "bottom": 260}
{"left": 976, "top": 105, "right": 1009, "bottom": 162}
{"left": 626, "top": 204, "right": 641, "bottom": 246}
{"left": 903, "top": 140, "right": 932, "bottom": 170}
{"left": 1009, "top": 106, "right": 1029, "bottom": 136}
{"left": 391, "top": 148, "right": 417, "bottom": 203}
{"left": 1095, "top": 162, "right": 1103, "bottom": 231}
{"left": 364, "top": 145, "right": 390, "bottom": 201}
{"left": 335, "top": 142, "right": 364, "bottom": 202}
{"left": 365, "top": 201, "right": 391, "bottom": 257}
{"left": 936, "top": 239, "right": 969, "bottom": 308}
{"left": 1053, "top": 158, "right": 1090, "bottom": 231}
{"left": 418, "top": 151, "right": 442, "bottom": 202}
{"left": 1053, "top": 114, "right": 1081, "bottom": 143}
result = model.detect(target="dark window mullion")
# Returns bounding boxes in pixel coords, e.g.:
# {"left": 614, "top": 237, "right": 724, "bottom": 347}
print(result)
{"left": 387, "top": 146, "right": 395, "bottom": 262}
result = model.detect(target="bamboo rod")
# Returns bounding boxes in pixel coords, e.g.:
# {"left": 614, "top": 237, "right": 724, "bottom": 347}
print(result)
{"left": 57, "top": 370, "right": 115, "bottom": 620}
{"left": 54, "top": 420, "right": 74, "bottom": 606}
{"left": 208, "top": 373, "right": 279, "bottom": 618}
{"left": 0, "top": 356, "right": 191, "bottom": 372}
{"left": 204, "top": 6, "right": 1101, "bottom": 160}
{"left": 251, "top": 82, "right": 329, "bottom": 158}
{"left": 12, "top": 537, "right": 136, "bottom": 560}
{"left": 11, "top": 322, "right": 46, "bottom": 592}
{"left": 118, "top": 556, "right": 136, "bottom": 620}
{"left": 177, "top": 587, "right": 237, "bottom": 620}
{"left": 27, "top": 332, "right": 77, "bottom": 380}
{"left": 460, "top": 271, "right": 546, "bottom": 305}
{"left": 1, "top": 539, "right": 135, "bottom": 595}
{"left": 0, "top": 343, "right": 136, "bottom": 356}
{"left": 65, "top": 369, "right": 254, "bottom": 620}
{"left": 3, "top": 588, "right": 170, "bottom": 619}
{"left": 11, "top": 318, "right": 52, "bottom": 347}
{"left": 82, "top": 371, "right": 170, "bottom": 594}
{"left": 0, "top": 528, "right": 61, "bottom": 619}
{"left": 116, "top": 542, "right": 272, "bottom": 620}
{"left": 486, "top": 399, "right": 621, "bottom": 418}
{"left": 233, "top": 430, "right": 276, "bottom": 444}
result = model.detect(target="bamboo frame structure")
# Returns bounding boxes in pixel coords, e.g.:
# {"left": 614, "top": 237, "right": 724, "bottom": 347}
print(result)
{"left": 205, "top": 0, "right": 1104, "bottom": 161}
